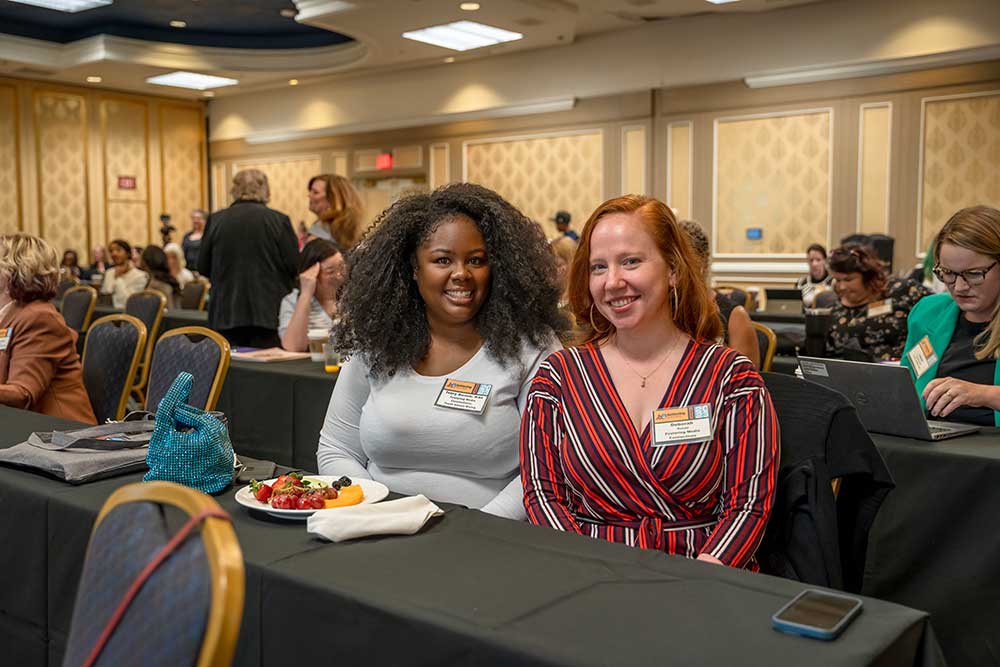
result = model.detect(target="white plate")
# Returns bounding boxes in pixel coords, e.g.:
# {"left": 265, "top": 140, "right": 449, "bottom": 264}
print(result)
{"left": 235, "top": 475, "right": 389, "bottom": 520}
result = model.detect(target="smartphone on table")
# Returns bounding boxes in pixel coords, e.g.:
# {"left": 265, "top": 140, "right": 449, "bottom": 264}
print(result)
{"left": 772, "top": 588, "right": 863, "bottom": 640}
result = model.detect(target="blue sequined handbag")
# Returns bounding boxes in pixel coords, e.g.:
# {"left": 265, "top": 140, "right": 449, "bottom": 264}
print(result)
{"left": 144, "top": 372, "right": 235, "bottom": 494}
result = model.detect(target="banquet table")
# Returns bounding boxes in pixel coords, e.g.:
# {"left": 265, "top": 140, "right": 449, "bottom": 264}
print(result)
{"left": 0, "top": 406, "right": 944, "bottom": 667}
{"left": 863, "top": 428, "right": 1000, "bottom": 667}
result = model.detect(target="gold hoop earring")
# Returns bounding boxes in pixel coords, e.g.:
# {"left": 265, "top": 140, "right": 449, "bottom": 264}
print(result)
{"left": 671, "top": 286, "right": 679, "bottom": 318}
{"left": 589, "top": 303, "right": 610, "bottom": 335}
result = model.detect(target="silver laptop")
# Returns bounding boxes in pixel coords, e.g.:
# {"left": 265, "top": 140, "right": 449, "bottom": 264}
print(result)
{"left": 764, "top": 288, "right": 803, "bottom": 314}
{"left": 797, "top": 356, "right": 980, "bottom": 441}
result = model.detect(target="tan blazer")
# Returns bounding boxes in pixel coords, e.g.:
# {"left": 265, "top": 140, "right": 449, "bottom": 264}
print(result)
{"left": 0, "top": 300, "right": 97, "bottom": 424}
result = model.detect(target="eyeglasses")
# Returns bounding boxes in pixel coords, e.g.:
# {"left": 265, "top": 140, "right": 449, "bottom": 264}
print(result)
{"left": 932, "top": 262, "right": 998, "bottom": 286}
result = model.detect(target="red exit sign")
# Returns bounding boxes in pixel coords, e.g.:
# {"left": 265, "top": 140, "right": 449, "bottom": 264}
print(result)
{"left": 375, "top": 153, "right": 393, "bottom": 170}
{"left": 117, "top": 175, "right": 137, "bottom": 190}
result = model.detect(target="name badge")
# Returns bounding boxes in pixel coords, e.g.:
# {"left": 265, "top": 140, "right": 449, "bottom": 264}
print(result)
{"left": 906, "top": 335, "right": 938, "bottom": 378}
{"left": 0, "top": 327, "right": 10, "bottom": 352}
{"left": 867, "top": 299, "right": 893, "bottom": 318}
{"left": 652, "top": 403, "right": 713, "bottom": 447}
{"left": 434, "top": 378, "right": 492, "bottom": 414}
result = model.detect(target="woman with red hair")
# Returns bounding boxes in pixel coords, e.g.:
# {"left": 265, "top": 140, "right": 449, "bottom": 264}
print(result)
{"left": 520, "top": 195, "right": 778, "bottom": 569}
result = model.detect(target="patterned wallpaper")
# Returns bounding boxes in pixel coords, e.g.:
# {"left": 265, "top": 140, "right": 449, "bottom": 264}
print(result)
{"left": 102, "top": 98, "right": 149, "bottom": 244}
{"left": 35, "top": 91, "right": 89, "bottom": 255}
{"left": 0, "top": 85, "right": 19, "bottom": 235}
{"left": 715, "top": 110, "right": 831, "bottom": 255}
{"left": 465, "top": 131, "right": 603, "bottom": 238}
{"left": 160, "top": 105, "right": 204, "bottom": 236}
{"left": 920, "top": 92, "right": 1000, "bottom": 252}
{"left": 231, "top": 155, "right": 321, "bottom": 229}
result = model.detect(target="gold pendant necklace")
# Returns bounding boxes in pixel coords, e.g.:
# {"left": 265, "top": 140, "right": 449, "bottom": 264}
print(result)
{"left": 617, "top": 336, "right": 680, "bottom": 388}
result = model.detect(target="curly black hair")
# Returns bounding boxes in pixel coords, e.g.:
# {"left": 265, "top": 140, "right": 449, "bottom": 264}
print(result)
{"left": 335, "top": 182, "right": 567, "bottom": 378}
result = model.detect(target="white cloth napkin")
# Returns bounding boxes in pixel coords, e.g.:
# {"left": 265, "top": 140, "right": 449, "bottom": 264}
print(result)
{"left": 306, "top": 494, "right": 444, "bottom": 542}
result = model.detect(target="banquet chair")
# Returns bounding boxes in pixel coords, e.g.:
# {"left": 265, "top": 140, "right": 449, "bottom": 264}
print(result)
{"left": 61, "top": 481, "right": 244, "bottom": 667}
{"left": 81, "top": 315, "right": 147, "bottom": 423}
{"left": 61, "top": 285, "right": 98, "bottom": 336}
{"left": 145, "top": 326, "right": 231, "bottom": 413}
{"left": 180, "top": 280, "right": 208, "bottom": 311}
{"left": 56, "top": 276, "right": 80, "bottom": 299}
{"left": 125, "top": 290, "right": 167, "bottom": 405}
{"left": 715, "top": 286, "right": 751, "bottom": 309}
{"left": 814, "top": 290, "right": 839, "bottom": 309}
{"left": 752, "top": 322, "right": 777, "bottom": 372}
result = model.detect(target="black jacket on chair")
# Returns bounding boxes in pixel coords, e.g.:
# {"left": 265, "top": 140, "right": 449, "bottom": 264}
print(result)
{"left": 758, "top": 372, "right": 894, "bottom": 592}
{"left": 198, "top": 201, "right": 299, "bottom": 332}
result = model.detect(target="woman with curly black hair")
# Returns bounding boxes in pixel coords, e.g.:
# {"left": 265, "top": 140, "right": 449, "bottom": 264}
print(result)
{"left": 317, "top": 183, "right": 566, "bottom": 519}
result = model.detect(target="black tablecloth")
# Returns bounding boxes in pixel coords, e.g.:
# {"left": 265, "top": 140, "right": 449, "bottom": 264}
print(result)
{"left": 89, "top": 304, "right": 208, "bottom": 336}
{"left": 216, "top": 359, "right": 337, "bottom": 470}
{"left": 864, "top": 428, "right": 1000, "bottom": 667}
{"left": 751, "top": 311, "right": 806, "bottom": 325}
{"left": 0, "top": 406, "right": 944, "bottom": 667}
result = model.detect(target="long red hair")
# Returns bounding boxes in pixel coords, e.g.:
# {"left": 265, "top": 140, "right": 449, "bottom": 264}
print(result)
{"left": 568, "top": 195, "right": 722, "bottom": 345}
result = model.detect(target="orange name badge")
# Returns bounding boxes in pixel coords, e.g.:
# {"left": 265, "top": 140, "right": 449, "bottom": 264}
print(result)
{"left": 651, "top": 403, "right": 713, "bottom": 447}
{"left": 434, "top": 378, "right": 493, "bottom": 414}
{"left": 0, "top": 327, "right": 11, "bottom": 352}
{"left": 906, "top": 335, "right": 938, "bottom": 378}
{"left": 867, "top": 299, "right": 893, "bottom": 318}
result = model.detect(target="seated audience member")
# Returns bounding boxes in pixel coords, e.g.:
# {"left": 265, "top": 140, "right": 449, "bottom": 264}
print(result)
{"left": 520, "top": 195, "right": 778, "bottom": 569}
{"left": 680, "top": 220, "right": 761, "bottom": 367}
{"left": 552, "top": 210, "right": 579, "bottom": 241}
{"left": 60, "top": 250, "right": 82, "bottom": 279}
{"left": 0, "top": 235, "right": 96, "bottom": 423}
{"left": 796, "top": 243, "right": 834, "bottom": 307}
{"left": 163, "top": 242, "right": 195, "bottom": 289}
{"left": 198, "top": 169, "right": 299, "bottom": 349}
{"left": 826, "top": 243, "right": 929, "bottom": 361}
{"left": 140, "top": 245, "right": 181, "bottom": 309}
{"left": 101, "top": 239, "right": 149, "bottom": 309}
{"left": 307, "top": 174, "right": 365, "bottom": 249}
{"left": 182, "top": 209, "right": 206, "bottom": 270}
{"left": 81, "top": 245, "right": 108, "bottom": 282}
{"left": 279, "top": 239, "right": 346, "bottom": 352}
{"left": 317, "top": 183, "right": 566, "bottom": 519}
{"left": 903, "top": 205, "right": 1000, "bottom": 427}
{"left": 550, "top": 235, "right": 576, "bottom": 307}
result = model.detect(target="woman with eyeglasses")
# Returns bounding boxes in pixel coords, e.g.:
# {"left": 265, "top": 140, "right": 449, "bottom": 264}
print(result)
{"left": 825, "top": 243, "right": 929, "bottom": 361}
{"left": 901, "top": 206, "right": 1000, "bottom": 427}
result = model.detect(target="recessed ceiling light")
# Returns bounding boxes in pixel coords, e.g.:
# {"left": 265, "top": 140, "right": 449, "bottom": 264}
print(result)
{"left": 460, "top": 2, "right": 480, "bottom": 9}
{"left": 704, "top": 0, "right": 741, "bottom": 3}
{"left": 402, "top": 21, "right": 522, "bottom": 52}
{"left": 146, "top": 71, "right": 238, "bottom": 90}
{"left": 279, "top": 8, "right": 297, "bottom": 17}
{"left": 203, "top": 91, "right": 215, "bottom": 98}
{"left": 169, "top": 20, "right": 186, "bottom": 28}
{"left": 443, "top": 57, "right": 455, "bottom": 63}
{"left": 86, "top": 75, "right": 102, "bottom": 83}
{"left": 9, "top": 0, "right": 111, "bottom": 12}
{"left": 288, "top": 79, "right": 299, "bottom": 86}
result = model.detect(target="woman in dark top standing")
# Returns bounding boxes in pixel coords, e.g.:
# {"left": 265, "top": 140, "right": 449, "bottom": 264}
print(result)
{"left": 182, "top": 208, "right": 207, "bottom": 270}
{"left": 198, "top": 169, "right": 299, "bottom": 348}
{"left": 902, "top": 205, "right": 1000, "bottom": 426}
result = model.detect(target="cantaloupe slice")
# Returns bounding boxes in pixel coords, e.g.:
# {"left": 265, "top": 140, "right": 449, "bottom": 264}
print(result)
{"left": 323, "top": 484, "right": 364, "bottom": 508}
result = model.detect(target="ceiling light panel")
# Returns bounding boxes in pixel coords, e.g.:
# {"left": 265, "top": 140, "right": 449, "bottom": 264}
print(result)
{"left": 9, "top": 0, "right": 112, "bottom": 11}
{"left": 704, "top": 0, "right": 741, "bottom": 4}
{"left": 402, "top": 21, "right": 522, "bottom": 52}
{"left": 146, "top": 71, "right": 238, "bottom": 90}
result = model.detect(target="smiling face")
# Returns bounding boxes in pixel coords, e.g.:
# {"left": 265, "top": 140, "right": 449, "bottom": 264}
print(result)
{"left": 414, "top": 215, "right": 491, "bottom": 330}
{"left": 588, "top": 212, "right": 673, "bottom": 334}
{"left": 308, "top": 179, "right": 330, "bottom": 217}
{"left": 938, "top": 242, "right": 1000, "bottom": 322}
{"left": 830, "top": 270, "right": 873, "bottom": 307}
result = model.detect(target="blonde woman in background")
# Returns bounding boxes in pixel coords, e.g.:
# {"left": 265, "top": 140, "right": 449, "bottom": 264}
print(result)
{"left": 0, "top": 234, "right": 96, "bottom": 423}
{"left": 903, "top": 205, "right": 1000, "bottom": 426}
{"left": 164, "top": 242, "right": 194, "bottom": 289}
{"left": 307, "top": 174, "right": 365, "bottom": 249}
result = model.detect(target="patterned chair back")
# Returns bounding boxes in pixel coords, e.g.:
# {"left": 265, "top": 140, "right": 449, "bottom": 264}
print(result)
{"left": 56, "top": 277, "right": 80, "bottom": 299}
{"left": 62, "top": 285, "right": 98, "bottom": 334}
{"left": 125, "top": 290, "right": 167, "bottom": 398}
{"left": 752, "top": 322, "right": 777, "bottom": 372}
{"left": 715, "top": 285, "right": 751, "bottom": 309}
{"left": 81, "top": 315, "right": 147, "bottom": 422}
{"left": 814, "top": 290, "right": 839, "bottom": 309}
{"left": 145, "top": 327, "right": 231, "bottom": 413}
{"left": 61, "top": 481, "right": 244, "bottom": 667}
{"left": 180, "top": 281, "right": 207, "bottom": 311}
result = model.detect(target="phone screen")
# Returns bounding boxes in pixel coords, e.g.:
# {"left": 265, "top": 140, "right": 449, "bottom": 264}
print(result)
{"left": 775, "top": 591, "right": 860, "bottom": 630}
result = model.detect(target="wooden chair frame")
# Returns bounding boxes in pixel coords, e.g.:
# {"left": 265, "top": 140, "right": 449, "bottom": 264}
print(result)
{"left": 187, "top": 279, "right": 208, "bottom": 311}
{"left": 94, "top": 481, "right": 244, "bottom": 667}
{"left": 127, "top": 290, "right": 167, "bottom": 404}
{"left": 61, "top": 285, "right": 98, "bottom": 333}
{"left": 145, "top": 326, "right": 231, "bottom": 412}
{"left": 82, "top": 314, "right": 147, "bottom": 422}
{"left": 751, "top": 321, "right": 777, "bottom": 373}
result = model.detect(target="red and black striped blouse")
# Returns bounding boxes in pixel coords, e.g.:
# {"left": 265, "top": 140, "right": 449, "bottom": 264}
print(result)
{"left": 520, "top": 339, "right": 779, "bottom": 569}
